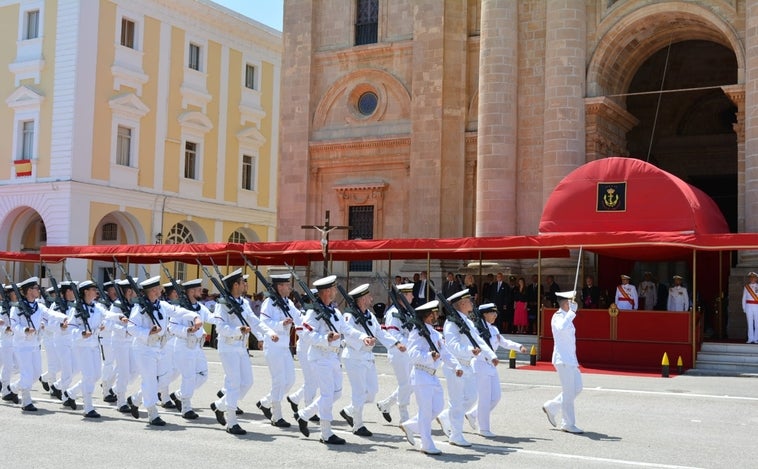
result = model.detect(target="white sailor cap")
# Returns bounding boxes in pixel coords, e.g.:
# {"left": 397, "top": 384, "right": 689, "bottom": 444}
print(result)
{"left": 749, "top": 272, "right": 758, "bottom": 278}
{"left": 116, "top": 277, "right": 137, "bottom": 288}
{"left": 310, "top": 288, "right": 318, "bottom": 295}
{"left": 139, "top": 276, "right": 162, "bottom": 290}
{"left": 271, "top": 273, "right": 291, "bottom": 284}
{"left": 556, "top": 291, "right": 575, "bottom": 299}
{"left": 397, "top": 282, "right": 414, "bottom": 293}
{"left": 242, "top": 274, "right": 250, "bottom": 281}
{"left": 222, "top": 268, "right": 243, "bottom": 288}
{"left": 182, "top": 278, "right": 203, "bottom": 289}
{"left": 59, "top": 280, "right": 75, "bottom": 291}
{"left": 77, "top": 280, "right": 97, "bottom": 293}
{"left": 478, "top": 303, "right": 497, "bottom": 313}
{"left": 415, "top": 300, "right": 440, "bottom": 314}
{"left": 620, "top": 274, "right": 631, "bottom": 280}
{"left": 162, "top": 281, "right": 178, "bottom": 290}
{"left": 45, "top": 286, "right": 55, "bottom": 294}
{"left": 17, "top": 277, "right": 39, "bottom": 289}
{"left": 447, "top": 288, "right": 471, "bottom": 303}
{"left": 672, "top": 275, "right": 683, "bottom": 280}
{"left": 2, "top": 284, "right": 11, "bottom": 291}
{"left": 348, "top": 283, "right": 370, "bottom": 299}
{"left": 103, "top": 281, "right": 114, "bottom": 288}
{"left": 313, "top": 275, "right": 337, "bottom": 290}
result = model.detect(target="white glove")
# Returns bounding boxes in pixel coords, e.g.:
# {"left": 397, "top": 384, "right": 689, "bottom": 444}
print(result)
{"left": 568, "top": 300, "right": 578, "bottom": 313}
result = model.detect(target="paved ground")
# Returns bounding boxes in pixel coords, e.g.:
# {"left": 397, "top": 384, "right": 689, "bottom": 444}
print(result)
{"left": 1, "top": 347, "right": 755, "bottom": 468}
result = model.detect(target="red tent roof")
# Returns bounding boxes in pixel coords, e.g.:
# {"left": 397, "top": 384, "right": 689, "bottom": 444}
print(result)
{"left": 40, "top": 243, "right": 245, "bottom": 265}
{"left": 0, "top": 251, "right": 39, "bottom": 262}
{"left": 539, "top": 157, "right": 729, "bottom": 235}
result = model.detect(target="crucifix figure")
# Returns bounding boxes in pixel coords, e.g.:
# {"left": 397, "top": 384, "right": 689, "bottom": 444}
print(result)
{"left": 302, "top": 210, "right": 351, "bottom": 276}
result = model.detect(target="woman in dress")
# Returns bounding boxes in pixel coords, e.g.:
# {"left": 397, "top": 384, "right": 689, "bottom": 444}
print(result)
{"left": 513, "top": 277, "right": 529, "bottom": 334}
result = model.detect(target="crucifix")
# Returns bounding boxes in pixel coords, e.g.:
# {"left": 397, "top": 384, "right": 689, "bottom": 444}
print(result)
{"left": 301, "top": 210, "right": 351, "bottom": 277}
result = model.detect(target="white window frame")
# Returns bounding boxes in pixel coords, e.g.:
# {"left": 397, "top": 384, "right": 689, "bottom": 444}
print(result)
{"left": 183, "top": 140, "right": 199, "bottom": 180}
{"left": 179, "top": 134, "right": 204, "bottom": 199}
{"left": 11, "top": 111, "right": 39, "bottom": 161}
{"left": 181, "top": 34, "right": 210, "bottom": 110}
{"left": 116, "top": 125, "right": 133, "bottom": 167}
{"left": 241, "top": 153, "right": 257, "bottom": 191}
{"left": 109, "top": 115, "right": 140, "bottom": 189}
{"left": 244, "top": 63, "right": 256, "bottom": 90}
{"left": 115, "top": 6, "right": 144, "bottom": 51}
{"left": 17, "top": 0, "right": 44, "bottom": 42}
{"left": 24, "top": 9, "right": 40, "bottom": 40}
{"left": 112, "top": 6, "right": 146, "bottom": 94}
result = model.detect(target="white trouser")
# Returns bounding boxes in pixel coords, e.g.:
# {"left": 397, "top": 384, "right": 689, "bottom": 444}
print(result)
{"left": 174, "top": 344, "right": 208, "bottom": 410}
{"left": 100, "top": 342, "right": 116, "bottom": 393}
{"left": 343, "top": 358, "right": 378, "bottom": 428}
{"left": 133, "top": 345, "right": 163, "bottom": 409}
{"left": 112, "top": 341, "right": 137, "bottom": 406}
{"left": 401, "top": 369, "right": 444, "bottom": 452}
{"left": 298, "top": 355, "right": 342, "bottom": 438}
{"left": 158, "top": 343, "right": 177, "bottom": 400}
{"left": 41, "top": 334, "right": 60, "bottom": 383}
{"left": 468, "top": 363, "right": 500, "bottom": 432}
{"left": 71, "top": 346, "right": 102, "bottom": 412}
{"left": 52, "top": 342, "right": 74, "bottom": 393}
{"left": 746, "top": 308, "right": 758, "bottom": 343}
{"left": 261, "top": 347, "right": 295, "bottom": 420}
{"left": 14, "top": 346, "right": 41, "bottom": 404}
{"left": 289, "top": 345, "right": 318, "bottom": 407}
{"left": 0, "top": 339, "right": 17, "bottom": 388}
{"left": 214, "top": 345, "right": 253, "bottom": 427}
{"left": 381, "top": 348, "right": 411, "bottom": 408}
{"left": 544, "top": 363, "right": 583, "bottom": 428}
{"left": 440, "top": 364, "right": 476, "bottom": 441}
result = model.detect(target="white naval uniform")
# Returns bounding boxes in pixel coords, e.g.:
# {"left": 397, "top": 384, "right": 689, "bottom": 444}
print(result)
{"left": 39, "top": 305, "right": 60, "bottom": 390}
{"left": 615, "top": 284, "right": 639, "bottom": 310}
{"left": 127, "top": 300, "right": 171, "bottom": 420}
{"left": 400, "top": 324, "right": 461, "bottom": 453}
{"left": 211, "top": 297, "right": 276, "bottom": 429}
{"left": 258, "top": 296, "right": 301, "bottom": 422}
{"left": 438, "top": 310, "right": 497, "bottom": 443}
{"left": 169, "top": 302, "right": 210, "bottom": 413}
{"left": 638, "top": 280, "right": 657, "bottom": 310}
{"left": 0, "top": 307, "right": 16, "bottom": 398}
{"left": 341, "top": 308, "right": 400, "bottom": 430}
{"left": 107, "top": 301, "right": 138, "bottom": 408}
{"left": 287, "top": 308, "right": 317, "bottom": 411}
{"left": 297, "top": 301, "right": 367, "bottom": 439}
{"left": 47, "top": 302, "right": 75, "bottom": 398}
{"left": 10, "top": 300, "right": 67, "bottom": 406}
{"left": 543, "top": 303, "right": 583, "bottom": 429}
{"left": 742, "top": 282, "right": 758, "bottom": 343}
{"left": 99, "top": 302, "right": 118, "bottom": 399}
{"left": 377, "top": 304, "right": 412, "bottom": 421}
{"left": 66, "top": 302, "right": 106, "bottom": 413}
{"left": 667, "top": 286, "right": 690, "bottom": 312}
{"left": 467, "top": 322, "right": 522, "bottom": 434}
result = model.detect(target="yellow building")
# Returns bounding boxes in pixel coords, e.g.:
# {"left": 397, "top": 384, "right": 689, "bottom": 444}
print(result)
{"left": 0, "top": 0, "right": 281, "bottom": 279}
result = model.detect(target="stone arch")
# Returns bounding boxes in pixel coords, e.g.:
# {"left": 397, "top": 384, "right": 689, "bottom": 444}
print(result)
{"left": 164, "top": 220, "right": 208, "bottom": 244}
{"left": 312, "top": 68, "right": 411, "bottom": 135}
{"left": 0, "top": 205, "right": 46, "bottom": 252}
{"left": 587, "top": 2, "right": 744, "bottom": 100}
{"left": 92, "top": 211, "right": 146, "bottom": 245}
{"left": 228, "top": 227, "right": 260, "bottom": 243}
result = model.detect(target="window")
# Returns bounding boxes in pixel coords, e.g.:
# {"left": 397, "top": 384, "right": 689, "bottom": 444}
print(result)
{"left": 348, "top": 205, "right": 374, "bottom": 272}
{"left": 120, "top": 18, "right": 135, "bottom": 48}
{"left": 245, "top": 64, "right": 256, "bottom": 90}
{"left": 24, "top": 10, "right": 39, "bottom": 40}
{"left": 166, "top": 223, "right": 194, "bottom": 244}
{"left": 355, "top": 0, "right": 378, "bottom": 46}
{"left": 102, "top": 223, "right": 118, "bottom": 241}
{"left": 241, "top": 154, "right": 255, "bottom": 190}
{"left": 184, "top": 141, "right": 197, "bottom": 179}
{"left": 116, "top": 126, "right": 132, "bottom": 166}
{"left": 228, "top": 231, "right": 247, "bottom": 243}
{"left": 188, "top": 43, "right": 201, "bottom": 71}
{"left": 20, "top": 120, "right": 34, "bottom": 159}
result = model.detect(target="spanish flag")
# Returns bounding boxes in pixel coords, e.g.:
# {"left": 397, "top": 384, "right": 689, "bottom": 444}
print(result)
{"left": 14, "top": 159, "right": 32, "bottom": 177}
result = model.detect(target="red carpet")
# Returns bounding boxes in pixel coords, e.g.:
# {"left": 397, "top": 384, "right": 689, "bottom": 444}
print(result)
{"left": 516, "top": 361, "right": 677, "bottom": 378}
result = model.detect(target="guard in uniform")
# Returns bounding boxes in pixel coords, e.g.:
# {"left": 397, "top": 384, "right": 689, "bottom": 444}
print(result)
{"left": 286, "top": 289, "right": 319, "bottom": 422}
{"left": 256, "top": 273, "right": 302, "bottom": 428}
{"left": 99, "top": 280, "right": 120, "bottom": 403}
{"left": 615, "top": 274, "right": 638, "bottom": 310}
{"left": 158, "top": 282, "right": 180, "bottom": 409}
{"left": 399, "top": 300, "right": 462, "bottom": 456}
{"left": 0, "top": 284, "right": 18, "bottom": 402}
{"left": 667, "top": 275, "right": 690, "bottom": 312}
{"left": 210, "top": 268, "right": 279, "bottom": 436}
{"left": 293, "top": 275, "right": 372, "bottom": 445}
{"left": 437, "top": 289, "right": 497, "bottom": 447}
{"left": 376, "top": 282, "right": 415, "bottom": 424}
{"left": 339, "top": 283, "right": 405, "bottom": 437}
{"left": 742, "top": 272, "right": 758, "bottom": 344}
{"left": 44, "top": 281, "right": 75, "bottom": 401}
{"left": 108, "top": 278, "right": 139, "bottom": 413}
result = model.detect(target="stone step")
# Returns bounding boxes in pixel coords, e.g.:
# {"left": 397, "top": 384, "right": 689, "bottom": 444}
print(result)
{"left": 695, "top": 352, "right": 758, "bottom": 365}
{"left": 699, "top": 342, "right": 758, "bottom": 354}
{"left": 691, "top": 360, "right": 758, "bottom": 373}
{"left": 693, "top": 341, "right": 758, "bottom": 375}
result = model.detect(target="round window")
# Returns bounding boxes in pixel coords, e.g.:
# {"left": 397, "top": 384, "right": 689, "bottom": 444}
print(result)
{"left": 357, "top": 91, "right": 378, "bottom": 116}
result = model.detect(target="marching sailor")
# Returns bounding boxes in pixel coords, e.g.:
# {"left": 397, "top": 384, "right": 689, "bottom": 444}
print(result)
{"left": 108, "top": 278, "right": 139, "bottom": 414}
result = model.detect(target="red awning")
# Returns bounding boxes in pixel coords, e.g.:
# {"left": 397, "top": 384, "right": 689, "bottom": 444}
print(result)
{"left": 243, "top": 241, "right": 324, "bottom": 266}
{"left": 0, "top": 251, "right": 39, "bottom": 262}
{"left": 539, "top": 157, "right": 729, "bottom": 235}
{"left": 40, "top": 243, "right": 245, "bottom": 265}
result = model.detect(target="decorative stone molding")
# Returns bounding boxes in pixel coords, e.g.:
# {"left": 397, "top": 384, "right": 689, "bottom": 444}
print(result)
{"left": 109, "top": 92, "right": 150, "bottom": 120}
{"left": 722, "top": 84, "right": 745, "bottom": 140}
{"left": 585, "top": 96, "right": 639, "bottom": 160}
{"left": 6, "top": 85, "right": 45, "bottom": 112}
{"left": 333, "top": 182, "right": 387, "bottom": 239}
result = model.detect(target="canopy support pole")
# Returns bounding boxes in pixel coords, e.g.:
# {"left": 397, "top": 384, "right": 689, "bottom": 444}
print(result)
{"left": 692, "top": 249, "right": 698, "bottom": 368}
{"left": 537, "top": 250, "right": 542, "bottom": 342}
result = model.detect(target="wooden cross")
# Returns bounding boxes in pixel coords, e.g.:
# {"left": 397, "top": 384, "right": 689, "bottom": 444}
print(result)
{"left": 301, "top": 210, "right": 351, "bottom": 276}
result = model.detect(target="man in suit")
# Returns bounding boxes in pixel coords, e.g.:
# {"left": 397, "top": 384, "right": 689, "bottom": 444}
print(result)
{"left": 412, "top": 271, "right": 433, "bottom": 307}
{"left": 526, "top": 274, "right": 541, "bottom": 334}
{"left": 442, "top": 272, "right": 461, "bottom": 298}
{"left": 490, "top": 272, "right": 512, "bottom": 333}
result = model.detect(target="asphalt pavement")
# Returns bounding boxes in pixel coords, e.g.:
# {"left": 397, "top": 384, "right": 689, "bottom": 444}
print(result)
{"left": 1, "top": 346, "right": 755, "bottom": 468}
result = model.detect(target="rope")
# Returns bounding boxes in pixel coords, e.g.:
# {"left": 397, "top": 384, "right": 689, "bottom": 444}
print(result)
{"left": 646, "top": 33, "right": 674, "bottom": 163}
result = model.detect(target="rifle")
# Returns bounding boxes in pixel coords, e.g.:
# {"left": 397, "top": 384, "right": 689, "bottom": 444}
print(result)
{"left": 0, "top": 264, "right": 35, "bottom": 329}
{"left": 376, "top": 273, "right": 437, "bottom": 354}
{"left": 105, "top": 269, "right": 131, "bottom": 314}
{"left": 431, "top": 285, "right": 480, "bottom": 350}
{"left": 160, "top": 262, "right": 193, "bottom": 310}
{"left": 0, "top": 283, "right": 12, "bottom": 328}
{"left": 242, "top": 256, "right": 291, "bottom": 319}
{"left": 88, "top": 269, "right": 113, "bottom": 309}
{"left": 471, "top": 307, "right": 495, "bottom": 351}
{"left": 197, "top": 260, "right": 249, "bottom": 328}
{"left": 114, "top": 260, "right": 160, "bottom": 327}
{"left": 284, "top": 263, "right": 337, "bottom": 332}
{"left": 63, "top": 268, "right": 92, "bottom": 334}
{"left": 41, "top": 262, "right": 69, "bottom": 313}
{"left": 336, "top": 283, "right": 374, "bottom": 337}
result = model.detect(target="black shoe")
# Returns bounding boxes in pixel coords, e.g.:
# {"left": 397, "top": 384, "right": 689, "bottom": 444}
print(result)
{"left": 320, "top": 434, "right": 346, "bottom": 445}
{"left": 2, "top": 386, "right": 19, "bottom": 404}
{"left": 226, "top": 424, "right": 246, "bottom": 435}
{"left": 85, "top": 410, "right": 101, "bottom": 419}
{"left": 21, "top": 404, "right": 38, "bottom": 412}
{"left": 294, "top": 412, "right": 310, "bottom": 437}
{"left": 117, "top": 404, "right": 131, "bottom": 414}
{"left": 161, "top": 400, "right": 176, "bottom": 410}
{"left": 287, "top": 396, "right": 299, "bottom": 413}
{"left": 210, "top": 403, "right": 226, "bottom": 426}
{"left": 127, "top": 396, "right": 139, "bottom": 419}
{"left": 309, "top": 414, "right": 320, "bottom": 423}
{"left": 149, "top": 416, "right": 166, "bottom": 426}
{"left": 235, "top": 407, "right": 244, "bottom": 415}
{"left": 103, "top": 394, "right": 118, "bottom": 403}
{"left": 216, "top": 389, "right": 224, "bottom": 398}
{"left": 340, "top": 409, "right": 354, "bottom": 427}
{"left": 271, "top": 418, "right": 291, "bottom": 428}
{"left": 63, "top": 392, "right": 77, "bottom": 411}
{"left": 50, "top": 385, "right": 62, "bottom": 401}
{"left": 353, "top": 426, "right": 373, "bottom": 437}
{"left": 169, "top": 392, "right": 182, "bottom": 412}
{"left": 256, "top": 401, "right": 272, "bottom": 419}
{"left": 39, "top": 377, "right": 50, "bottom": 392}
{"left": 182, "top": 410, "right": 199, "bottom": 420}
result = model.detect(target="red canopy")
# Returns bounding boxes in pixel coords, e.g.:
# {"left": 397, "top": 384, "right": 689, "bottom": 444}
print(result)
{"left": 539, "top": 157, "right": 729, "bottom": 235}
{"left": 40, "top": 243, "right": 245, "bottom": 265}
{"left": 0, "top": 251, "right": 40, "bottom": 262}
